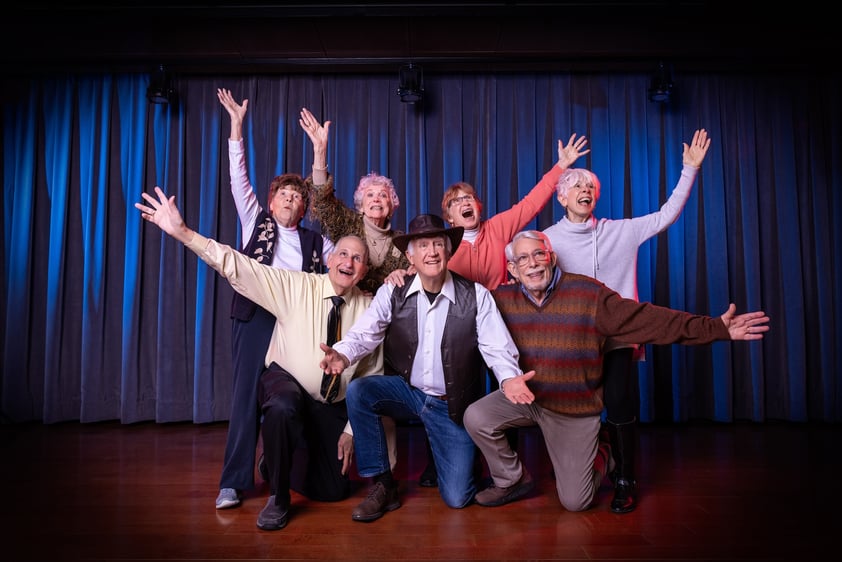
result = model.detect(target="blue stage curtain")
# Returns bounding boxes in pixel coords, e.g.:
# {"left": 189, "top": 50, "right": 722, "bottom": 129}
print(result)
{"left": 2, "top": 71, "right": 840, "bottom": 424}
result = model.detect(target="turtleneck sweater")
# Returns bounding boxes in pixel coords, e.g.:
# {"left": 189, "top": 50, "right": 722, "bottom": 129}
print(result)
{"left": 543, "top": 163, "right": 699, "bottom": 351}
{"left": 362, "top": 216, "right": 393, "bottom": 267}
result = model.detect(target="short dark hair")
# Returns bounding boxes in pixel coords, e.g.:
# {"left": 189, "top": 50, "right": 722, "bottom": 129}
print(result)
{"left": 268, "top": 173, "right": 310, "bottom": 210}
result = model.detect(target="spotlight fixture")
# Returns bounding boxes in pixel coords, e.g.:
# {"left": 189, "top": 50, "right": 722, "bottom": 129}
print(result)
{"left": 396, "top": 63, "right": 424, "bottom": 104}
{"left": 648, "top": 61, "right": 673, "bottom": 104}
{"left": 147, "top": 64, "right": 175, "bottom": 104}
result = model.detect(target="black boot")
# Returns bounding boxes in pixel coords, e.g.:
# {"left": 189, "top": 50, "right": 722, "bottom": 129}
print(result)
{"left": 419, "top": 437, "right": 438, "bottom": 487}
{"left": 607, "top": 419, "right": 638, "bottom": 513}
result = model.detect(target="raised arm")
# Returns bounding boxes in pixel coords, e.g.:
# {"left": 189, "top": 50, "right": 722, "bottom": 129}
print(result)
{"left": 216, "top": 88, "right": 248, "bottom": 141}
{"left": 682, "top": 128, "right": 711, "bottom": 168}
{"left": 217, "top": 87, "right": 261, "bottom": 236}
{"left": 630, "top": 129, "right": 712, "bottom": 240}
{"left": 557, "top": 133, "right": 590, "bottom": 170}
{"left": 482, "top": 133, "right": 590, "bottom": 244}
{"left": 135, "top": 186, "right": 195, "bottom": 245}
{"left": 300, "top": 107, "right": 331, "bottom": 185}
{"left": 136, "top": 186, "right": 299, "bottom": 317}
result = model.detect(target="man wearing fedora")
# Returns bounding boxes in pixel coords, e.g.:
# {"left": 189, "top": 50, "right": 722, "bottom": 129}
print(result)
{"left": 320, "top": 213, "right": 531, "bottom": 521}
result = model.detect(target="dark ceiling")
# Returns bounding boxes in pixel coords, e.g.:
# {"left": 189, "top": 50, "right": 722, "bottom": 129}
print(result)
{"left": 3, "top": 1, "right": 835, "bottom": 76}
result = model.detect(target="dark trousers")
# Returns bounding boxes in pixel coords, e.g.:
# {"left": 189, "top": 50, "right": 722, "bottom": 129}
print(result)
{"left": 218, "top": 307, "right": 275, "bottom": 491}
{"left": 259, "top": 363, "right": 351, "bottom": 507}
{"left": 602, "top": 347, "right": 638, "bottom": 424}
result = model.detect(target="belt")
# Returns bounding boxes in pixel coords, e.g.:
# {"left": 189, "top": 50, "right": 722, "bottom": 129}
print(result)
{"left": 429, "top": 394, "right": 447, "bottom": 401}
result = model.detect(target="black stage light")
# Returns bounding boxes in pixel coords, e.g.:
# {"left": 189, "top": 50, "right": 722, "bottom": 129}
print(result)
{"left": 648, "top": 61, "right": 673, "bottom": 103}
{"left": 397, "top": 63, "right": 424, "bottom": 104}
{"left": 147, "top": 65, "right": 175, "bottom": 104}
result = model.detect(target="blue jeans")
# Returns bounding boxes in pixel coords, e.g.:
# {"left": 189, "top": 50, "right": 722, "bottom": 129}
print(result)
{"left": 346, "top": 375, "right": 477, "bottom": 508}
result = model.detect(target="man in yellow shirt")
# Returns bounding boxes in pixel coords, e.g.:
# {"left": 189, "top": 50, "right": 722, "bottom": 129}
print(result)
{"left": 136, "top": 186, "right": 383, "bottom": 531}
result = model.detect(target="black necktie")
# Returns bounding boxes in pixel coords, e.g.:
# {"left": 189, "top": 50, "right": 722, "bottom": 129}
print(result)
{"left": 320, "top": 296, "right": 344, "bottom": 403}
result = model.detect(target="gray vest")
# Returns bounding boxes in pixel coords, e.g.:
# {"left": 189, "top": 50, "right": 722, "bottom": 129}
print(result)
{"left": 383, "top": 272, "right": 482, "bottom": 425}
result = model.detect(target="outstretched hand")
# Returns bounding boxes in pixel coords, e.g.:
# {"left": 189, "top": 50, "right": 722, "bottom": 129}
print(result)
{"left": 683, "top": 128, "right": 711, "bottom": 168}
{"left": 720, "top": 303, "right": 770, "bottom": 340}
{"left": 501, "top": 370, "right": 536, "bottom": 404}
{"left": 558, "top": 133, "right": 590, "bottom": 169}
{"left": 134, "top": 186, "right": 194, "bottom": 244}
{"left": 299, "top": 107, "right": 330, "bottom": 152}
{"left": 320, "top": 343, "right": 350, "bottom": 375}
{"left": 216, "top": 88, "right": 247, "bottom": 123}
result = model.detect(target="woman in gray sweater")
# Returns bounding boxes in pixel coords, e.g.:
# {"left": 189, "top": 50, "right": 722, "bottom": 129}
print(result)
{"left": 542, "top": 128, "right": 711, "bottom": 513}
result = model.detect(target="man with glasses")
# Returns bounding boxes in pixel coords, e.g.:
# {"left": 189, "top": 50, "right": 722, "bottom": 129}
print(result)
{"left": 463, "top": 230, "right": 769, "bottom": 511}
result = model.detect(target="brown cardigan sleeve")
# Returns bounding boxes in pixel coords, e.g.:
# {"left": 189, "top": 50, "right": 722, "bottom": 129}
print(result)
{"left": 595, "top": 286, "right": 730, "bottom": 345}
{"left": 307, "top": 174, "right": 363, "bottom": 243}
{"left": 307, "top": 173, "right": 411, "bottom": 294}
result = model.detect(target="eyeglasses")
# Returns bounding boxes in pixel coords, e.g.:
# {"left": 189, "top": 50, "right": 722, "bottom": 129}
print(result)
{"left": 447, "top": 194, "right": 475, "bottom": 207}
{"left": 512, "top": 249, "right": 550, "bottom": 268}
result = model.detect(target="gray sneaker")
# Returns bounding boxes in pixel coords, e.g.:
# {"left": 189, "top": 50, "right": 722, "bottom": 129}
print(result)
{"left": 351, "top": 481, "right": 401, "bottom": 522}
{"left": 215, "top": 487, "right": 241, "bottom": 509}
{"left": 256, "top": 495, "right": 289, "bottom": 531}
{"left": 475, "top": 469, "right": 535, "bottom": 507}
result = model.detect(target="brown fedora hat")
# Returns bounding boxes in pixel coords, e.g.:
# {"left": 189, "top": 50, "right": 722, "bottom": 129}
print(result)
{"left": 392, "top": 214, "right": 464, "bottom": 253}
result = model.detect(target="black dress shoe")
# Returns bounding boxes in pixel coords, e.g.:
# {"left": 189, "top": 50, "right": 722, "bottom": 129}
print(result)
{"left": 610, "top": 477, "right": 638, "bottom": 513}
{"left": 418, "top": 462, "right": 438, "bottom": 487}
{"left": 257, "top": 495, "right": 289, "bottom": 530}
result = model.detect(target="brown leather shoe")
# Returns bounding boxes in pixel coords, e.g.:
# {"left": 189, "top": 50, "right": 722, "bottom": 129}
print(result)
{"left": 475, "top": 469, "right": 535, "bottom": 507}
{"left": 352, "top": 482, "right": 401, "bottom": 522}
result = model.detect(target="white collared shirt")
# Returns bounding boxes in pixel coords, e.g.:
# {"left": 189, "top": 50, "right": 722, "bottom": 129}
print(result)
{"left": 334, "top": 271, "right": 523, "bottom": 394}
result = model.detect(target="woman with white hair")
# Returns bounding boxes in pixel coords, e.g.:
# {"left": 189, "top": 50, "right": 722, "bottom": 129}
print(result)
{"left": 300, "top": 108, "right": 410, "bottom": 296}
{"left": 543, "top": 128, "right": 711, "bottom": 514}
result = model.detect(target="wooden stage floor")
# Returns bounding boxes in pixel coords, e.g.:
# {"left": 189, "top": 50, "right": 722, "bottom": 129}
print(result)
{"left": 1, "top": 419, "right": 836, "bottom": 561}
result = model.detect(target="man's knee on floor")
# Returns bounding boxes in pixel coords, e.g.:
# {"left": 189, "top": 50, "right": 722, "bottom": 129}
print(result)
{"left": 557, "top": 489, "right": 594, "bottom": 513}
{"left": 441, "top": 488, "right": 475, "bottom": 509}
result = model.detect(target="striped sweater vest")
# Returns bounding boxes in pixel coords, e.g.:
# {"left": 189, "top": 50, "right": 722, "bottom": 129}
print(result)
{"left": 493, "top": 274, "right": 606, "bottom": 416}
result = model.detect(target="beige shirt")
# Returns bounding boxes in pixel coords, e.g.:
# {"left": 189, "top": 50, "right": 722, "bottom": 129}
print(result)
{"left": 186, "top": 233, "right": 384, "bottom": 433}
